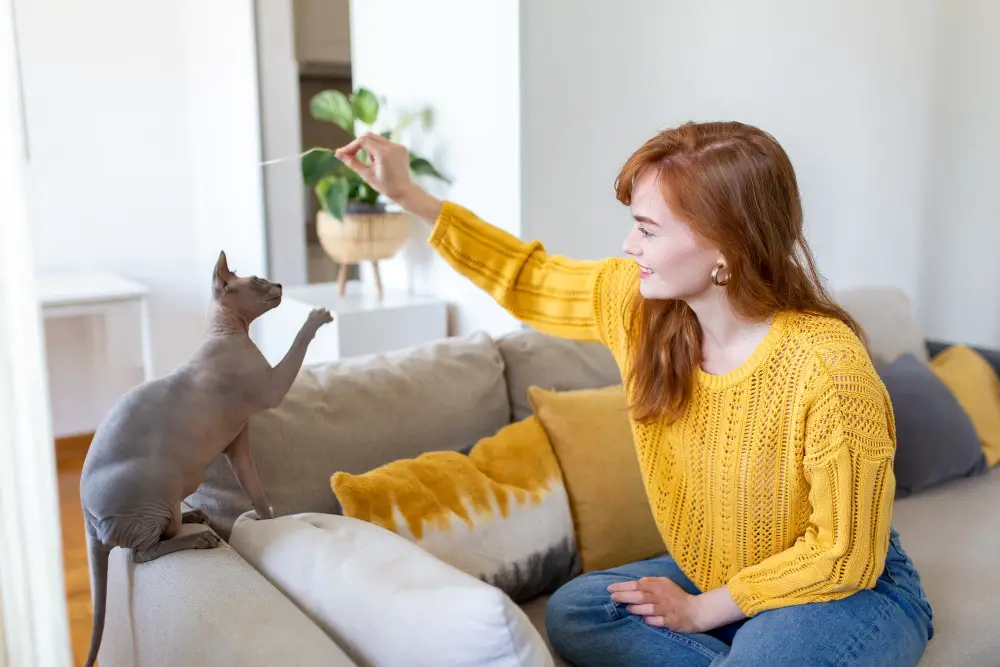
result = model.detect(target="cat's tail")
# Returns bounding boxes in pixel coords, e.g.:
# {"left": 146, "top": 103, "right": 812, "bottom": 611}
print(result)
{"left": 84, "top": 528, "right": 112, "bottom": 667}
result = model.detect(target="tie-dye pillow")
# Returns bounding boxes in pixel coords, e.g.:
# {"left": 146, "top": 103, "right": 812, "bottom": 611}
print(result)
{"left": 330, "top": 416, "right": 580, "bottom": 602}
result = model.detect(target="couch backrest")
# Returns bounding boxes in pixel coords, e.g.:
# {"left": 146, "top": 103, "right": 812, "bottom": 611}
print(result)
{"left": 187, "top": 331, "right": 512, "bottom": 539}
{"left": 189, "top": 286, "right": 927, "bottom": 539}
{"left": 494, "top": 328, "right": 622, "bottom": 422}
{"left": 833, "top": 286, "right": 928, "bottom": 363}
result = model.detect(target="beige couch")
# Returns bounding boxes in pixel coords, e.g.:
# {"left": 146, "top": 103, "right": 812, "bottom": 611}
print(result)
{"left": 98, "top": 287, "right": 1000, "bottom": 667}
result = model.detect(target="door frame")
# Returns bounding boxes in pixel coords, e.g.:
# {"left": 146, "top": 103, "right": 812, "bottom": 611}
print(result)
{"left": 0, "top": 0, "right": 74, "bottom": 664}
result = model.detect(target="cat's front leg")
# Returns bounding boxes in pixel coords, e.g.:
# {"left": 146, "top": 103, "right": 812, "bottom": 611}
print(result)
{"left": 224, "top": 425, "right": 273, "bottom": 520}
{"left": 263, "top": 307, "right": 333, "bottom": 408}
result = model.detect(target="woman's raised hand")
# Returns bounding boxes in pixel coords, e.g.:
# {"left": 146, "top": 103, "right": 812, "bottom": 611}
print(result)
{"left": 335, "top": 132, "right": 444, "bottom": 223}
{"left": 334, "top": 132, "right": 414, "bottom": 202}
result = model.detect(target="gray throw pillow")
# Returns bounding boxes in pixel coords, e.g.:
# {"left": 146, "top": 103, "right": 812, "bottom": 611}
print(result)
{"left": 876, "top": 353, "right": 988, "bottom": 497}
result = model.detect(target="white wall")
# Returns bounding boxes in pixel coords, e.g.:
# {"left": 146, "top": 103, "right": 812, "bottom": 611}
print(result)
{"left": 917, "top": 0, "right": 1000, "bottom": 347}
{"left": 521, "top": 0, "right": 996, "bottom": 347}
{"left": 340, "top": 1, "right": 998, "bottom": 347}
{"left": 349, "top": 0, "right": 522, "bottom": 337}
{"left": 16, "top": 0, "right": 267, "bottom": 436}
{"left": 523, "top": 0, "right": 936, "bottom": 297}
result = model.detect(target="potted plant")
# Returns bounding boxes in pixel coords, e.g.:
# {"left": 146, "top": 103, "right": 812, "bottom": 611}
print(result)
{"left": 301, "top": 87, "right": 449, "bottom": 299}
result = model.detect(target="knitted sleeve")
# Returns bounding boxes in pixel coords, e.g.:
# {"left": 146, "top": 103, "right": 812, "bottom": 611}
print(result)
{"left": 726, "top": 355, "right": 897, "bottom": 616}
{"left": 427, "top": 200, "right": 635, "bottom": 344}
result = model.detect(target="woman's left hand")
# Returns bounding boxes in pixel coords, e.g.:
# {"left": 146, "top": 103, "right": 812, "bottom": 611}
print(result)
{"left": 608, "top": 577, "right": 705, "bottom": 633}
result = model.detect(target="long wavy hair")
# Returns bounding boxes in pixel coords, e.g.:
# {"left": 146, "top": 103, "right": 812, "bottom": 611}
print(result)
{"left": 615, "top": 121, "right": 866, "bottom": 424}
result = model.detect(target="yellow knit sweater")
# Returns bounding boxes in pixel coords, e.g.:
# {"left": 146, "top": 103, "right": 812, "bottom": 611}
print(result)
{"left": 428, "top": 201, "right": 897, "bottom": 617}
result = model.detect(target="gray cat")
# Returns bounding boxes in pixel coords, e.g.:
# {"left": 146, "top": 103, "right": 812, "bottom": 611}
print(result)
{"left": 79, "top": 251, "right": 333, "bottom": 667}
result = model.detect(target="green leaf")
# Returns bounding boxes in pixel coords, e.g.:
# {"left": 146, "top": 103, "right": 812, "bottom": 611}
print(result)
{"left": 351, "top": 88, "right": 379, "bottom": 125}
{"left": 357, "top": 181, "right": 381, "bottom": 205}
{"left": 301, "top": 148, "right": 341, "bottom": 186}
{"left": 315, "top": 176, "right": 350, "bottom": 221}
{"left": 410, "top": 155, "right": 450, "bottom": 183}
{"left": 310, "top": 90, "right": 354, "bottom": 133}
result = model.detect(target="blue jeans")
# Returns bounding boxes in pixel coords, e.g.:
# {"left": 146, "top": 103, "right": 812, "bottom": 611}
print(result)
{"left": 545, "top": 528, "right": 934, "bottom": 667}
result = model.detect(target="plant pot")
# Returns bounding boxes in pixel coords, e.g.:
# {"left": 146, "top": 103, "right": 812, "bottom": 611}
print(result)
{"left": 315, "top": 202, "right": 411, "bottom": 299}
{"left": 315, "top": 205, "right": 411, "bottom": 264}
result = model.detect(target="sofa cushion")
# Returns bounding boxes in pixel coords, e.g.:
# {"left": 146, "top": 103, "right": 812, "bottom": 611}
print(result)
{"left": 528, "top": 385, "right": 665, "bottom": 573}
{"left": 520, "top": 596, "right": 568, "bottom": 667}
{"left": 230, "top": 512, "right": 555, "bottom": 667}
{"left": 875, "top": 353, "right": 987, "bottom": 497}
{"left": 100, "top": 523, "right": 357, "bottom": 667}
{"left": 929, "top": 345, "right": 1000, "bottom": 467}
{"left": 834, "top": 286, "right": 928, "bottom": 363}
{"left": 497, "top": 327, "right": 621, "bottom": 422}
{"left": 187, "top": 332, "right": 511, "bottom": 539}
{"left": 331, "top": 416, "right": 580, "bottom": 603}
{"left": 890, "top": 466, "right": 1000, "bottom": 667}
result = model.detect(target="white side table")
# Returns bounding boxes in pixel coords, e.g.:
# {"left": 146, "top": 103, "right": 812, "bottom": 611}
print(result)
{"left": 251, "top": 280, "right": 448, "bottom": 367}
{"left": 36, "top": 270, "right": 154, "bottom": 382}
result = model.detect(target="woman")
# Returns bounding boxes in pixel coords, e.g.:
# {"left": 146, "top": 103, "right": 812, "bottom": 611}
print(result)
{"left": 335, "top": 121, "right": 934, "bottom": 667}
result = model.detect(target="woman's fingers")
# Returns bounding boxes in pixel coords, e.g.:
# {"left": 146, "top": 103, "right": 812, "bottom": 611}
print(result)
{"left": 338, "top": 151, "right": 373, "bottom": 179}
{"left": 335, "top": 134, "right": 388, "bottom": 183}
{"left": 336, "top": 132, "right": 388, "bottom": 161}
{"left": 644, "top": 616, "right": 667, "bottom": 627}
{"left": 607, "top": 581, "right": 638, "bottom": 593}
{"left": 609, "top": 589, "right": 647, "bottom": 604}
{"left": 626, "top": 603, "right": 658, "bottom": 616}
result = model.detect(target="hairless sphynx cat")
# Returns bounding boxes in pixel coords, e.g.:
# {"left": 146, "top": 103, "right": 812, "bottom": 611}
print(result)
{"left": 79, "top": 250, "right": 333, "bottom": 667}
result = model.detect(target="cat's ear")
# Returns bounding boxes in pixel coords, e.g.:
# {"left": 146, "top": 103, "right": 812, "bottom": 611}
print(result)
{"left": 213, "top": 250, "right": 235, "bottom": 294}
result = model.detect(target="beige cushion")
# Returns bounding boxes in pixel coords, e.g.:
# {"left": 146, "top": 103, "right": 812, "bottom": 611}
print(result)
{"left": 187, "top": 332, "right": 511, "bottom": 539}
{"left": 891, "top": 466, "right": 1000, "bottom": 667}
{"left": 520, "top": 596, "right": 566, "bottom": 667}
{"left": 834, "top": 286, "right": 928, "bottom": 363}
{"left": 496, "top": 327, "right": 621, "bottom": 422}
{"left": 99, "top": 523, "right": 355, "bottom": 667}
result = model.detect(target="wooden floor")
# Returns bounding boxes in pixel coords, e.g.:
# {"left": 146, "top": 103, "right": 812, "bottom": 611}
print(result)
{"left": 56, "top": 435, "right": 97, "bottom": 667}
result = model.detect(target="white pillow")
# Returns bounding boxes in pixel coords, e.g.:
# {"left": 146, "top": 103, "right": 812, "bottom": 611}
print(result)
{"left": 230, "top": 511, "right": 554, "bottom": 667}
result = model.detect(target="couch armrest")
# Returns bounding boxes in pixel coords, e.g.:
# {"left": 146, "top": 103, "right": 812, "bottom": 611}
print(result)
{"left": 99, "top": 523, "right": 358, "bottom": 667}
{"left": 926, "top": 339, "right": 1000, "bottom": 377}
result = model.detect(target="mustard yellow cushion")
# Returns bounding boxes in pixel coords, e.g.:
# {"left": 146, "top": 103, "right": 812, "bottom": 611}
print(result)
{"left": 930, "top": 345, "right": 1000, "bottom": 467}
{"left": 330, "top": 416, "right": 579, "bottom": 602}
{"left": 527, "top": 384, "right": 665, "bottom": 573}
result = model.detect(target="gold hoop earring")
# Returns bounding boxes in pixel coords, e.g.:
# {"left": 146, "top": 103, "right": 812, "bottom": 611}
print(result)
{"left": 711, "top": 263, "right": 729, "bottom": 286}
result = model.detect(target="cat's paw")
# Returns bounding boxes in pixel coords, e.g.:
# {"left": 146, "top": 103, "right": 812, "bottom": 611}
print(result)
{"left": 305, "top": 307, "right": 333, "bottom": 332}
{"left": 193, "top": 531, "right": 222, "bottom": 550}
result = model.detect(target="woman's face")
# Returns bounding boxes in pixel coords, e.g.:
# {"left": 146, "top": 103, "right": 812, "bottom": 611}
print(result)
{"left": 622, "top": 169, "right": 723, "bottom": 301}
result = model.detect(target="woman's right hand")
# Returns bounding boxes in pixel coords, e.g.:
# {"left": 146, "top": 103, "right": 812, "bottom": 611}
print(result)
{"left": 334, "top": 132, "right": 442, "bottom": 223}
{"left": 335, "top": 132, "right": 414, "bottom": 203}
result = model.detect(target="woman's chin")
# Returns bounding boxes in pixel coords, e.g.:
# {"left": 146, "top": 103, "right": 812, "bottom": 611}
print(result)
{"left": 639, "top": 281, "right": 673, "bottom": 300}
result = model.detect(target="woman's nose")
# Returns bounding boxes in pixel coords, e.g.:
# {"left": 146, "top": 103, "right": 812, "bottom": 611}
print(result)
{"left": 622, "top": 231, "right": 641, "bottom": 257}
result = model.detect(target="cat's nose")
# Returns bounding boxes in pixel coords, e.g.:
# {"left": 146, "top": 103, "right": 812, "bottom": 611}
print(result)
{"left": 275, "top": 283, "right": 282, "bottom": 290}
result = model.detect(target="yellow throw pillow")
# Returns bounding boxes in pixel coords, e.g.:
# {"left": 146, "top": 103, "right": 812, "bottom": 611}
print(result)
{"left": 527, "top": 384, "right": 665, "bottom": 573}
{"left": 331, "top": 416, "right": 580, "bottom": 602}
{"left": 930, "top": 345, "right": 1000, "bottom": 467}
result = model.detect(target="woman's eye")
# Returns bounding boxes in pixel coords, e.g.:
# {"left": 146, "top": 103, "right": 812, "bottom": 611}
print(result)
{"left": 639, "top": 227, "right": 652, "bottom": 238}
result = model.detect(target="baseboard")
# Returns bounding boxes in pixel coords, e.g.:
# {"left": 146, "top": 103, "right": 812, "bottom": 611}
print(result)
{"left": 55, "top": 432, "right": 93, "bottom": 472}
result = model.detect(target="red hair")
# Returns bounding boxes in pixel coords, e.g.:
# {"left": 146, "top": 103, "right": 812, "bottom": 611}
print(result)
{"left": 614, "top": 121, "right": 866, "bottom": 424}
